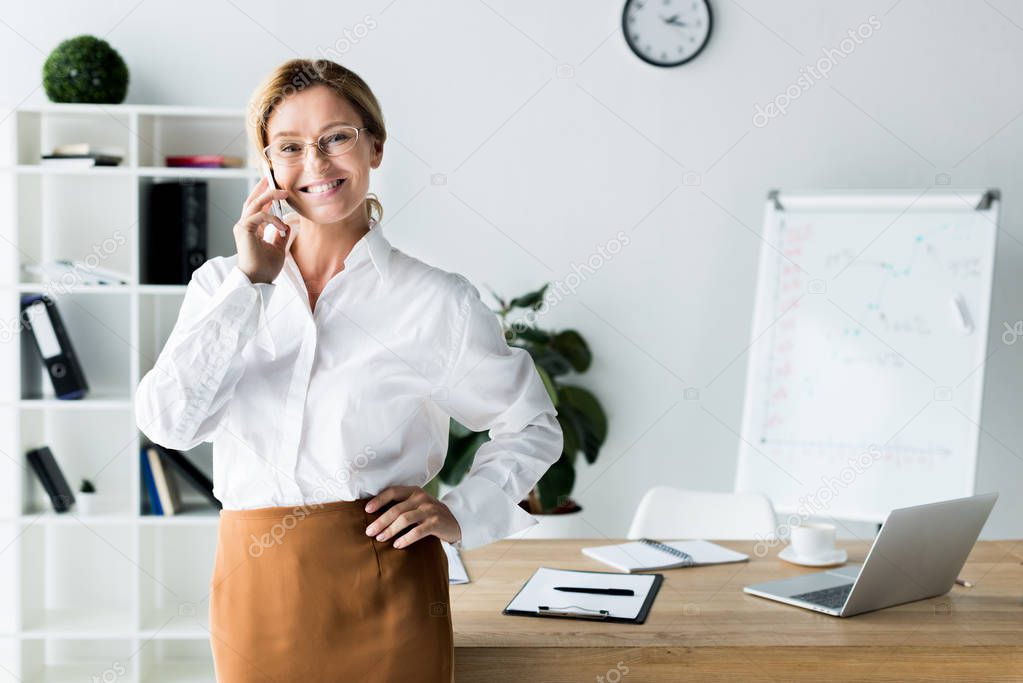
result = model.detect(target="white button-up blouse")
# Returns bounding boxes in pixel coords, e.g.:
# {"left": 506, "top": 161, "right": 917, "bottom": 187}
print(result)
{"left": 134, "top": 218, "right": 563, "bottom": 550}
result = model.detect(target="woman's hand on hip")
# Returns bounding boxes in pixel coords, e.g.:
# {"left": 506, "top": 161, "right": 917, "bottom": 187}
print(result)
{"left": 364, "top": 486, "right": 462, "bottom": 548}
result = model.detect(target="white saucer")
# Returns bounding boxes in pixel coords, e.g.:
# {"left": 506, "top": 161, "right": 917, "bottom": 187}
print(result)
{"left": 778, "top": 545, "right": 848, "bottom": 567}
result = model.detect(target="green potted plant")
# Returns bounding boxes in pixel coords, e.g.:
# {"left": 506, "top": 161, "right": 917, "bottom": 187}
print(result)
{"left": 76, "top": 478, "right": 97, "bottom": 515}
{"left": 430, "top": 284, "right": 607, "bottom": 532}
{"left": 43, "top": 35, "right": 129, "bottom": 104}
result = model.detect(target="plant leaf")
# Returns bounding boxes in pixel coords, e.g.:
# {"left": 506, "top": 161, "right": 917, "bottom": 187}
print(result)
{"left": 536, "top": 453, "right": 576, "bottom": 512}
{"left": 423, "top": 476, "right": 440, "bottom": 499}
{"left": 511, "top": 326, "right": 552, "bottom": 344}
{"left": 508, "top": 284, "right": 549, "bottom": 310}
{"left": 532, "top": 349, "right": 573, "bottom": 376}
{"left": 535, "top": 365, "right": 558, "bottom": 406}
{"left": 557, "top": 413, "right": 580, "bottom": 465}
{"left": 550, "top": 330, "right": 591, "bottom": 372}
{"left": 558, "top": 385, "right": 608, "bottom": 463}
{"left": 440, "top": 431, "right": 487, "bottom": 485}
{"left": 449, "top": 418, "right": 472, "bottom": 439}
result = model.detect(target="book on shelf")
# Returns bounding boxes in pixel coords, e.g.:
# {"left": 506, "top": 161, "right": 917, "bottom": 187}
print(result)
{"left": 23, "top": 259, "right": 130, "bottom": 285}
{"left": 141, "top": 444, "right": 222, "bottom": 515}
{"left": 154, "top": 444, "right": 222, "bottom": 510}
{"left": 20, "top": 294, "right": 89, "bottom": 400}
{"left": 147, "top": 446, "right": 183, "bottom": 515}
{"left": 140, "top": 448, "right": 164, "bottom": 515}
{"left": 26, "top": 446, "right": 75, "bottom": 513}
{"left": 144, "top": 181, "right": 208, "bottom": 284}
{"left": 51, "top": 143, "right": 126, "bottom": 157}
{"left": 41, "top": 142, "right": 125, "bottom": 167}
{"left": 41, "top": 154, "right": 123, "bottom": 167}
{"left": 164, "top": 154, "right": 244, "bottom": 168}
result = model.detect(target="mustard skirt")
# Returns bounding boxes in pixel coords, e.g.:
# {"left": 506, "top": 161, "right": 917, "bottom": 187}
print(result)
{"left": 209, "top": 497, "right": 454, "bottom": 682}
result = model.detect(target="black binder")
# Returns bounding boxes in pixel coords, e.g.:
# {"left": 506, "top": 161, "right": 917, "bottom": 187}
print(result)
{"left": 26, "top": 446, "right": 75, "bottom": 513}
{"left": 144, "top": 181, "right": 208, "bottom": 284}
{"left": 503, "top": 568, "right": 663, "bottom": 624}
{"left": 20, "top": 294, "right": 89, "bottom": 400}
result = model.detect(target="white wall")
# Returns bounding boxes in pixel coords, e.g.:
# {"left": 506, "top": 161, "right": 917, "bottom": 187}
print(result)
{"left": 3, "top": 0, "right": 1022, "bottom": 539}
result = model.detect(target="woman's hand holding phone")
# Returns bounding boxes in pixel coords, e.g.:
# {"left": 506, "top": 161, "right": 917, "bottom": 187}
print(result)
{"left": 235, "top": 175, "right": 291, "bottom": 284}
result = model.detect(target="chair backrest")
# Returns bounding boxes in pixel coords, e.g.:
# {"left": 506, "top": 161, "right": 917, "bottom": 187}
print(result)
{"left": 627, "top": 486, "right": 777, "bottom": 540}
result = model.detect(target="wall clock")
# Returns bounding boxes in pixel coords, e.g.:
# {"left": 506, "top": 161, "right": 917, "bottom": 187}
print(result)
{"left": 622, "top": 0, "right": 713, "bottom": 67}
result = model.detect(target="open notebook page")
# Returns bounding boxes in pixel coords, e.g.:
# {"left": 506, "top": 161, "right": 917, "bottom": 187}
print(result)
{"left": 582, "top": 539, "right": 749, "bottom": 573}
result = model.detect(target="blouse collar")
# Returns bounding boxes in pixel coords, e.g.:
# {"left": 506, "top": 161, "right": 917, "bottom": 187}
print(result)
{"left": 283, "top": 216, "right": 391, "bottom": 284}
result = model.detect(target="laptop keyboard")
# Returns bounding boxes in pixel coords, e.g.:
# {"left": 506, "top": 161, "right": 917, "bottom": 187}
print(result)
{"left": 791, "top": 583, "right": 853, "bottom": 610}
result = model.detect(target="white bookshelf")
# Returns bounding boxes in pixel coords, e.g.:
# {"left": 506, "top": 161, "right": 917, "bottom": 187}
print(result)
{"left": 0, "top": 103, "right": 260, "bottom": 681}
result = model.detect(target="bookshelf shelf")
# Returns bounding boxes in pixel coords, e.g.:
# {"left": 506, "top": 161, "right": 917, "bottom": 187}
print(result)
{"left": 17, "top": 103, "right": 253, "bottom": 117}
{"left": 8, "top": 165, "right": 135, "bottom": 176}
{"left": 136, "top": 285, "right": 187, "bottom": 295}
{"left": 13, "top": 284, "right": 133, "bottom": 294}
{"left": 18, "top": 662, "right": 132, "bottom": 683}
{"left": 136, "top": 640, "right": 214, "bottom": 683}
{"left": 6, "top": 165, "right": 258, "bottom": 180}
{"left": 14, "top": 395, "right": 134, "bottom": 410}
{"left": 14, "top": 640, "right": 138, "bottom": 682}
{"left": 16, "top": 513, "right": 135, "bottom": 526}
{"left": 21, "top": 608, "right": 136, "bottom": 638}
{"left": 136, "top": 166, "right": 256, "bottom": 179}
{"left": 8, "top": 284, "right": 190, "bottom": 296}
{"left": 138, "top": 621, "right": 209, "bottom": 640}
{"left": 12, "top": 511, "right": 219, "bottom": 527}
{"left": 0, "top": 102, "right": 248, "bottom": 680}
{"left": 138, "top": 509, "right": 219, "bottom": 525}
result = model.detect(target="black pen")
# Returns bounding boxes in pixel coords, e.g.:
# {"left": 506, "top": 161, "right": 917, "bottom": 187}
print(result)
{"left": 553, "top": 586, "right": 635, "bottom": 596}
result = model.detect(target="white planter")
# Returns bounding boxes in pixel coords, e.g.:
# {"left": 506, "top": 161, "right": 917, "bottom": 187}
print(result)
{"left": 76, "top": 493, "right": 98, "bottom": 515}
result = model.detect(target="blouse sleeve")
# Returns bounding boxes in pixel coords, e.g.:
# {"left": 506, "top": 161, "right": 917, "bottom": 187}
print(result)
{"left": 135, "top": 263, "right": 277, "bottom": 451}
{"left": 437, "top": 276, "right": 564, "bottom": 550}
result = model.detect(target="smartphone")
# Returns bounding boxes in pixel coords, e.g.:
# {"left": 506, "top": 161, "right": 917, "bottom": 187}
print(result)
{"left": 261, "top": 161, "right": 290, "bottom": 238}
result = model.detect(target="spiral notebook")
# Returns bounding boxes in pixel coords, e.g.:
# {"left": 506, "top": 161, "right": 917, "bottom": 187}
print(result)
{"left": 582, "top": 538, "right": 749, "bottom": 573}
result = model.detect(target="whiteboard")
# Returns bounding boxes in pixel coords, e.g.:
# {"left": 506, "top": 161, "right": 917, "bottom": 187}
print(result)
{"left": 735, "top": 190, "right": 999, "bottom": 523}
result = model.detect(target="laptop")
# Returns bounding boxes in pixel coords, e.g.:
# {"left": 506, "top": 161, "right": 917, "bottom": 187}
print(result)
{"left": 743, "top": 492, "right": 998, "bottom": 617}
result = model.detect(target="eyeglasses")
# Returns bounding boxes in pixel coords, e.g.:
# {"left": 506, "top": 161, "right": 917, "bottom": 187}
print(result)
{"left": 263, "top": 126, "right": 368, "bottom": 166}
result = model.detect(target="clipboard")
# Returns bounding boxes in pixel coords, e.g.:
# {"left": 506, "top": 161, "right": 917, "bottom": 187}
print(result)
{"left": 502, "top": 567, "right": 663, "bottom": 624}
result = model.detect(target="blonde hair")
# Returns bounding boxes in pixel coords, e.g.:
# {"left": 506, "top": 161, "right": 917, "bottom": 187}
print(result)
{"left": 247, "top": 58, "right": 386, "bottom": 224}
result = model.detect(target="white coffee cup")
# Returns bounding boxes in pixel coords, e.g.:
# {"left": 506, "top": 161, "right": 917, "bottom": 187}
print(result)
{"left": 789, "top": 522, "right": 837, "bottom": 559}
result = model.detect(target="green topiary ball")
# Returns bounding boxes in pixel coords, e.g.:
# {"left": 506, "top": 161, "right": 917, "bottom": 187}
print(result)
{"left": 43, "top": 35, "right": 129, "bottom": 104}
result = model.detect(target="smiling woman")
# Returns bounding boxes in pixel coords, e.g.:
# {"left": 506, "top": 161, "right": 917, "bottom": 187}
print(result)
{"left": 134, "top": 57, "right": 563, "bottom": 683}
{"left": 248, "top": 59, "right": 386, "bottom": 227}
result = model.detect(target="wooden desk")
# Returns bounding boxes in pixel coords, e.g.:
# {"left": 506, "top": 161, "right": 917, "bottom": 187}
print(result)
{"left": 450, "top": 540, "right": 1022, "bottom": 682}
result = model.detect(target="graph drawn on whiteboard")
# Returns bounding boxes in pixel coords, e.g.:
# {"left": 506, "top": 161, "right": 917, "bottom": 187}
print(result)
{"left": 735, "top": 190, "right": 999, "bottom": 523}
